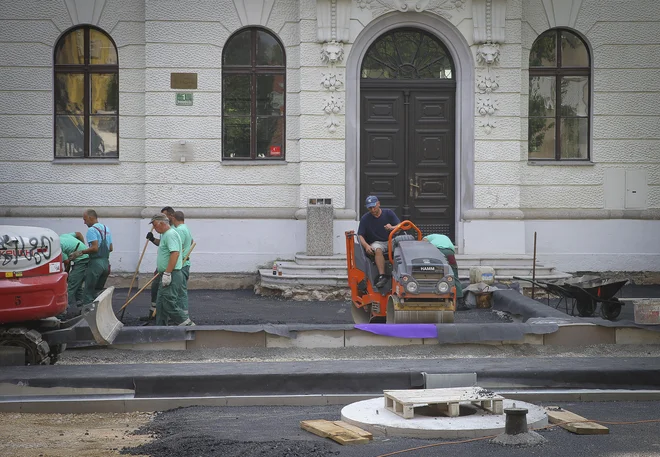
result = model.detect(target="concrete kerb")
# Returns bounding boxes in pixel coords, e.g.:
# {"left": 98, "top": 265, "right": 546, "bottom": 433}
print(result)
{"left": 83, "top": 291, "right": 660, "bottom": 351}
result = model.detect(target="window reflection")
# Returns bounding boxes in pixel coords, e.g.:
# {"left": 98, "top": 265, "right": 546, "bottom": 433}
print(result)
{"left": 361, "top": 29, "right": 454, "bottom": 80}
{"left": 54, "top": 27, "right": 118, "bottom": 159}
{"left": 222, "top": 28, "right": 285, "bottom": 160}
{"left": 528, "top": 29, "right": 590, "bottom": 160}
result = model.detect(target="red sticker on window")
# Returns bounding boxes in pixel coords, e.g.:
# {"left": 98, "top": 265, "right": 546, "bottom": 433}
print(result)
{"left": 270, "top": 146, "right": 281, "bottom": 156}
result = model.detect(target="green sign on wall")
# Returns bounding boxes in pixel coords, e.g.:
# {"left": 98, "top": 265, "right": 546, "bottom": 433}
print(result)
{"left": 176, "top": 92, "right": 193, "bottom": 106}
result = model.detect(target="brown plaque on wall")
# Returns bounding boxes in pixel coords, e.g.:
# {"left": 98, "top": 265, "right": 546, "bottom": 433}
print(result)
{"left": 170, "top": 73, "right": 198, "bottom": 89}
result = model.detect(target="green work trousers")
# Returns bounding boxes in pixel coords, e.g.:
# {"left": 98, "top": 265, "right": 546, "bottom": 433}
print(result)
{"left": 179, "top": 265, "right": 190, "bottom": 315}
{"left": 155, "top": 270, "right": 187, "bottom": 326}
{"left": 150, "top": 269, "right": 159, "bottom": 305}
{"left": 438, "top": 247, "right": 463, "bottom": 299}
{"left": 67, "top": 259, "right": 88, "bottom": 308}
{"left": 82, "top": 257, "right": 109, "bottom": 305}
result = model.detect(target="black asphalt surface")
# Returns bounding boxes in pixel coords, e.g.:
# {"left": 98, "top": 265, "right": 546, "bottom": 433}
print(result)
{"left": 120, "top": 401, "right": 660, "bottom": 457}
{"left": 111, "top": 287, "right": 512, "bottom": 327}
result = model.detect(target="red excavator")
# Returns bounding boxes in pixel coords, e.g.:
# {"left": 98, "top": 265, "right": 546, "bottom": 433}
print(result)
{"left": 346, "top": 220, "right": 457, "bottom": 324}
{"left": 0, "top": 225, "right": 122, "bottom": 364}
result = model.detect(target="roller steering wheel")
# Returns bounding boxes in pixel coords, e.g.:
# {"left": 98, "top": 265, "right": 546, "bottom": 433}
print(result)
{"left": 387, "top": 220, "right": 423, "bottom": 264}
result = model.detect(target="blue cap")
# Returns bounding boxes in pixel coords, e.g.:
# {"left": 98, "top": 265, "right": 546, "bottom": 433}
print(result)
{"left": 365, "top": 195, "right": 379, "bottom": 208}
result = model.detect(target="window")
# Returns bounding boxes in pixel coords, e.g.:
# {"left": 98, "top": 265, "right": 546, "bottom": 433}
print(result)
{"left": 53, "top": 27, "right": 118, "bottom": 159}
{"left": 528, "top": 29, "right": 590, "bottom": 160}
{"left": 222, "top": 28, "right": 285, "bottom": 160}
{"left": 361, "top": 28, "right": 454, "bottom": 80}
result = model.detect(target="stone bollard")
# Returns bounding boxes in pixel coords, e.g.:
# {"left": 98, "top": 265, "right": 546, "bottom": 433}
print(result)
{"left": 491, "top": 404, "right": 547, "bottom": 447}
{"left": 306, "top": 198, "right": 333, "bottom": 256}
{"left": 504, "top": 407, "right": 529, "bottom": 435}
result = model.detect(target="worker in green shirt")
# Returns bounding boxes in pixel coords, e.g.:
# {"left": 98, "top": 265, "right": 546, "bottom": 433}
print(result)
{"left": 59, "top": 232, "right": 89, "bottom": 313}
{"left": 142, "top": 206, "right": 176, "bottom": 321}
{"left": 423, "top": 233, "right": 464, "bottom": 306}
{"left": 70, "top": 209, "right": 113, "bottom": 306}
{"left": 172, "top": 211, "right": 193, "bottom": 316}
{"left": 150, "top": 213, "right": 194, "bottom": 326}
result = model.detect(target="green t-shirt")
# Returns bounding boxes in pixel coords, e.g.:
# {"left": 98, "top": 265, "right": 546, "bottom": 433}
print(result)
{"left": 424, "top": 234, "right": 455, "bottom": 252}
{"left": 174, "top": 223, "right": 192, "bottom": 268}
{"left": 157, "top": 228, "right": 182, "bottom": 273}
{"left": 60, "top": 233, "right": 89, "bottom": 261}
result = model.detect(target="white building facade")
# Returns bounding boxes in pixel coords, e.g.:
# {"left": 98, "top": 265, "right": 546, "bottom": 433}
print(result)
{"left": 1, "top": 0, "right": 659, "bottom": 276}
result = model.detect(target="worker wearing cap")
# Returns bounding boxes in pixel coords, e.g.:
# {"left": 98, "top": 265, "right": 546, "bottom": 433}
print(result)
{"left": 70, "top": 209, "right": 113, "bottom": 305}
{"left": 150, "top": 213, "right": 194, "bottom": 326}
{"left": 141, "top": 206, "right": 176, "bottom": 321}
{"left": 172, "top": 210, "right": 193, "bottom": 316}
{"left": 423, "top": 233, "right": 464, "bottom": 307}
{"left": 59, "top": 231, "right": 89, "bottom": 312}
{"left": 357, "top": 195, "right": 400, "bottom": 289}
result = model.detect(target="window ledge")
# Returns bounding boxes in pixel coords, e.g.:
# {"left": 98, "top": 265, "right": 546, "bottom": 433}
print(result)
{"left": 527, "top": 161, "right": 594, "bottom": 166}
{"left": 221, "top": 160, "right": 288, "bottom": 166}
{"left": 52, "top": 158, "right": 120, "bottom": 165}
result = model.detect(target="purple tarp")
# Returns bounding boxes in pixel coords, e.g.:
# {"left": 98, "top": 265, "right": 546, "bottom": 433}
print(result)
{"left": 354, "top": 324, "right": 438, "bottom": 339}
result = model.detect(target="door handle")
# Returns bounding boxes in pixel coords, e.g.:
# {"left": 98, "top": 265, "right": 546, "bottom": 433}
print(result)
{"left": 409, "top": 178, "right": 420, "bottom": 198}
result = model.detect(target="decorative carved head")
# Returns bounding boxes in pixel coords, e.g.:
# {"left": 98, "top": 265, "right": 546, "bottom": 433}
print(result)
{"left": 321, "top": 40, "right": 345, "bottom": 65}
{"left": 476, "top": 43, "right": 500, "bottom": 65}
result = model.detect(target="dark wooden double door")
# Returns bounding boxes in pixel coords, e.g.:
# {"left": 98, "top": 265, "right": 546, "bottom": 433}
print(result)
{"left": 360, "top": 83, "right": 456, "bottom": 240}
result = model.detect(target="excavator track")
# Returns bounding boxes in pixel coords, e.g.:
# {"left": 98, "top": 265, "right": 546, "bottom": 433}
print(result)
{"left": 0, "top": 327, "right": 50, "bottom": 365}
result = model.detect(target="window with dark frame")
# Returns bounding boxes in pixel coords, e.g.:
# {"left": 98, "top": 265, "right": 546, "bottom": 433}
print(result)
{"left": 54, "top": 26, "right": 119, "bottom": 159}
{"left": 222, "top": 28, "right": 286, "bottom": 160}
{"left": 528, "top": 29, "right": 590, "bottom": 161}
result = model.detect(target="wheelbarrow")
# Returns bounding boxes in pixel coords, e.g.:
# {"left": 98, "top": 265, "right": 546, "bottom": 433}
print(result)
{"left": 513, "top": 275, "right": 628, "bottom": 320}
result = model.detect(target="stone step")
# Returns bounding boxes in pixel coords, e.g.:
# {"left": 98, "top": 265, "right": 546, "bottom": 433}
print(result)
{"left": 258, "top": 269, "right": 348, "bottom": 289}
{"left": 455, "top": 255, "right": 540, "bottom": 267}
{"left": 294, "top": 253, "right": 347, "bottom": 266}
{"left": 457, "top": 265, "right": 557, "bottom": 278}
{"left": 276, "top": 262, "right": 347, "bottom": 276}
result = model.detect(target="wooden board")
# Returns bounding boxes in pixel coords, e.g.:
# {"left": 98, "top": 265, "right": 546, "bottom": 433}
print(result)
{"left": 383, "top": 387, "right": 504, "bottom": 419}
{"left": 545, "top": 407, "right": 609, "bottom": 435}
{"left": 300, "top": 420, "right": 371, "bottom": 445}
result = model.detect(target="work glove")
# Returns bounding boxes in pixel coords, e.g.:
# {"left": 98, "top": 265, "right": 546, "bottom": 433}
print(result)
{"left": 161, "top": 272, "right": 172, "bottom": 287}
{"left": 146, "top": 232, "right": 155, "bottom": 242}
{"left": 70, "top": 250, "right": 83, "bottom": 260}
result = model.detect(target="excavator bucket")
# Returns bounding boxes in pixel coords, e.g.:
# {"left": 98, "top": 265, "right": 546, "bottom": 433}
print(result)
{"left": 80, "top": 286, "right": 123, "bottom": 345}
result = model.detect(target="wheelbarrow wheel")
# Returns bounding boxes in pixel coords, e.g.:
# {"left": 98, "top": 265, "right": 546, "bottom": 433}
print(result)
{"left": 576, "top": 298, "right": 596, "bottom": 317}
{"left": 600, "top": 299, "right": 622, "bottom": 321}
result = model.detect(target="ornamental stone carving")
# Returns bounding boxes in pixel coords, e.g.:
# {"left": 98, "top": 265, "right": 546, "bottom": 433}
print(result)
{"left": 323, "top": 95, "right": 343, "bottom": 133}
{"left": 320, "top": 72, "right": 344, "bottom": 91}
{"left": 477, "top": 73, "right": 499, "bottom": 94}
{"left": 476, "top": 43, "right": 500, "bottom": 65}
{"left": 317, "top": 0, "right": 352, "bottom": 43}
{"left": 472, "top": 0, "right": 507, "bottom": 44}
{"left": 358, "top": 0, "right": 465, "bottom": 19}
{"left": 477, "top": 97, "right": 498, "bottom": 116}
{"left": 321, "top": 40, "right": 345, "bottom": 65}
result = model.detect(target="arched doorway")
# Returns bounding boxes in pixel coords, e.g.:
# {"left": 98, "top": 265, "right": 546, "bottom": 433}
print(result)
{"left": 360, "top": 28, "right": 456, "bottom": 239}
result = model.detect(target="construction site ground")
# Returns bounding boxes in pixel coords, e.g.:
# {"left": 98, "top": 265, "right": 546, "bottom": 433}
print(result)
{"left": 2, "top": 401, "right": 659, "bottom": 457}
{"left": 112, "top": 284, "right": 659, "bottom": 327}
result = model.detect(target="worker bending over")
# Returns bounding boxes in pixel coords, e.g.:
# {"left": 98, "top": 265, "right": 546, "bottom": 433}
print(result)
{"left": 423, "top": 233, "right": 465, "bottom": 307}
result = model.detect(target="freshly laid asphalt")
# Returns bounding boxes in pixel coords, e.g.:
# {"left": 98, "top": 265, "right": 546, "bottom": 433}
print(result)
{"left": 112, "top": 284, "right": 660, "bottom": 327}
{"left": 119, "top": 401, "right": 660, "bottom": 457}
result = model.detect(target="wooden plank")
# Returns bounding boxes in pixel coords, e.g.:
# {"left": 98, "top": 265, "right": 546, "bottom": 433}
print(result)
{"left": 333, "top": 421, "right": 373, "bottom": 440}
{"left": 545, "top": 407, "right": 609, "bottom": 435}
{"left": 383, "top": 387, "right": 503, "bottom": 404}
{"left": 300, "top": 420, "right": 370, "bottom": 445}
